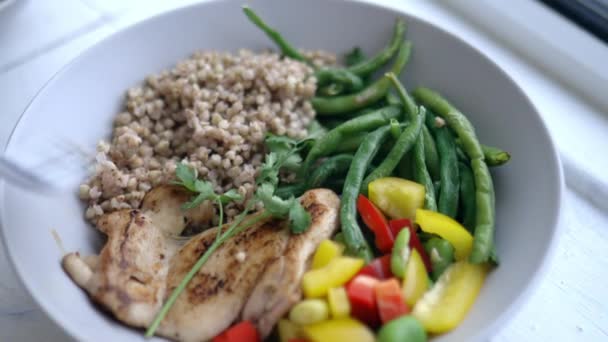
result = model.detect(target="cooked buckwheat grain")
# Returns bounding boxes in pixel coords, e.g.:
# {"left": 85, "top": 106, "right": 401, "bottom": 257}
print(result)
{"left": 81, "top": 49, "right": 334, "bottom": 227}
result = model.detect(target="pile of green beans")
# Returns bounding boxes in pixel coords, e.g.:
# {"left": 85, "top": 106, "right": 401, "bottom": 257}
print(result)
{"left": 245, "top": 6, "right": 510, "bottom": 265}
{"left": 414, "top": 87, "right": 497, "bottom": 264}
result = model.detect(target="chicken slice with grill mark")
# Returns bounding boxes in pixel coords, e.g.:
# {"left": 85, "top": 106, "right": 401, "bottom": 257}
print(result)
{"left": 241, "top": 190, "right": 340, "bottom": 337}
{"left": 156, "top": 214, "right": 291, "bottom": 341}
{"left": 62, "top": 185, "right": 211, "bottom": 327}
{"left": 62, "top": 187, "right": 340, "bottom": 341}
{"left": 157, "top": 189, "right": 339, "bottom": 341}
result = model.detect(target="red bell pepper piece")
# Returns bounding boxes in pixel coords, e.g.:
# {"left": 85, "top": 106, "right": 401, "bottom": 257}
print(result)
{"left": 356, "top": 255, "right": 393, "bottom": 280}
{"left": 346, "top": 275, "right": 380, "bottom": 327}
{"left": 388, "top": 218, "right": 412, "bottom": 238}
{"left": 357, "top": 195, "right": 394, "bottom": 253}
{"left": 374, "top": 278, "right": 410, "bottom": 324}
{"left": 213, "top": 321, "right": 260, "bottom": 342}
{"left": 389, "top": 219, "right": 432, "bottom": 273}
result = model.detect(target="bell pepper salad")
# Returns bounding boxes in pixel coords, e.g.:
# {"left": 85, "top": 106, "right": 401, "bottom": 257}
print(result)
{"left": 263, "top": 171, "right": 494, "bottom": 342}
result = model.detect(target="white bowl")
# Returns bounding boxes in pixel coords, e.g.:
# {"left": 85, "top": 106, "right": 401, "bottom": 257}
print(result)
{"left": 0, "top": 0, "right": 563, "bottom": 340}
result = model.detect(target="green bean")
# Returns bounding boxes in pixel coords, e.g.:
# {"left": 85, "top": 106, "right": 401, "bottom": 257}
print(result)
{"left": 277, "top": 154, "right": 354, "bottom": 198}
{"left": 301, "top": 105, "right": 401, "bottom": 174}
{"left": 425, "top": 110, "right": 459, "bottom": 219}
{"left": 352, "top": 106, "right": 382, "bottom": 117}
{"left": 318, "top": 119, "right": 344, "bottom": 130}
{"left": 242, "top": 6, "right": 311, "bottom": 65}
{"left": 386, "top": 92, "right": 401, "bottom": 106}
{"left": 414, "top": 87, "right": 495, "bottom": 264}
{"left": 424, "top": 237, "right": 455, "bottom": 280}
{"left": 308, "top": 154, "right": 353, "bottom": 188}
{"left": 422, "top": 125, "right": 440, "bottom": 180}
{"left": 324, "top": 178, "right": 346, "bottom": 194}
{"left": 413, "top": 111, "right": 437, "bottom": 211}
{"left": 456, "top": 139, "right": 511, "bottom": 166}
{"left": 373, "top": 138, "right": 398, "bottom": 167}
{"left": 340, "top": 125, "right": 392, "bottom": 261}
{"left": 396, "top": 151, "right": 414, "bottom": 180}
{"left": 456, "top": 146, "right": 468, "bottom": 162}
{"left": 362, "top": 72, "right": 422, "bottom": 194}
{"left": 348, "top": 19, "right": 407, "bottom": 77}
{"left": 458, "top": 162, "right": 476, "bottom": 232}
{"left": 482, "top": 144, "right": 511, "bottom": 166}
{"left": 312, "top": 42, "right": 412, "bottom": 115}
{"left": 345, "top": 47, "right": 366, "bottom": 67}
{"left": 334, "top": 135, "right": 364, "bottom": 153}
{"left": 390, "top": 119, "right": 402, "bottom": 139}
{"left": 315, "top": 68, "right": 365, "bottom": 94}
{"left": 317, "top": 83, "right": 344, "bottom": 97}
{"left": 433, "top": 180, "right": 441, "bottom": 200}
{"left": 317, "top": 43, "right": 372, "bottom": 98}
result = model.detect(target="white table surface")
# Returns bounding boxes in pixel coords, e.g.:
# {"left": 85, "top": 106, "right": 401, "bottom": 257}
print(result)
{"left": 1, "top": 0, "right": 607, "bottom": 341}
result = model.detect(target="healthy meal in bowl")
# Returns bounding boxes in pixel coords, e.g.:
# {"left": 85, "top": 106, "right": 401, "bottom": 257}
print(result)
{"left": 61, "top": 6, "right": 511, "bottom": 342}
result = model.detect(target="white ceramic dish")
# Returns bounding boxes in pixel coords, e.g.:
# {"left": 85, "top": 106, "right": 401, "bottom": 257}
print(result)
{"left": 0, "top": 0, "right": 563, "bottom": 341}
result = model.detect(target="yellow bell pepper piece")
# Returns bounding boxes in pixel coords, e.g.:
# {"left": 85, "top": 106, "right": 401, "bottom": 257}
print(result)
{"left": 303, "top": 257, "right": 364, "bottom": 298}
{"left": 368, "top": 177, "right": 425, "bottom": 219}
{"left": 278, "top": 319, "right": 300, "bottom": 342}
{"left": 415, "top": 209, "right": 473, "bottom": 260}
{"left": 327, "top": 287, "right": 351, "bottom": 318}
{"left": 412, "top": 262, "right": 488, "bottom": 333}
{"left": 312, "top": 240, "right": 344, "bottom": 269}
{"left": 302, "top": 318, "right": 375, "bottom": 342}
{"left": 402, "top": 249, "right": 429, "bottom": 307}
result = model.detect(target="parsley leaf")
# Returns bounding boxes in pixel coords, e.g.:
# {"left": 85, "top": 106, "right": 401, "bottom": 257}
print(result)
{"left": 181, "top": 192, "right": 208, "bottom": 210}
{"left": 288, "top": 201, "right": 312, "bottom": 234}
{"left": 265, "top": 133, "right": 306, "bottom": 172}
{"left": 193, "top": 180, "right": 215, "bottom": 198}
{"left": 255, "top": 134, "right": 314, "bottom": 233}
{"left": 174, "top": 163, "right": 243, "bottom": 210}
{"left": 257, "top": 152, "right": 282, "bottom": 187}
{"left": 173, "top": 162, "right": 198, "bottom": 192}
{"left": 219, "top": 189, "right": 242, "bottom": 204}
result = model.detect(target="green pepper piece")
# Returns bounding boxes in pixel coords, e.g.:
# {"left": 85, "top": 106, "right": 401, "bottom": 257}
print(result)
{"left": 424, "top": 237, "right": 455, "bottom": 280}
{"left": 378, "top": 315, "right": 427, "bottom": 342}
{"left": 391, "top": 228, "right": 411, "bottom": 278}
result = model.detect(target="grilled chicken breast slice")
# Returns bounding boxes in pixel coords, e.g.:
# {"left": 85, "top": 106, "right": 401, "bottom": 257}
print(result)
{"left": 64, "top": 209, "right": 176, "bottom": 326}
{"left": 241, "top": 189, "right": 340, "bottom": 337}
{"left": 62, "top": 188, "right": 340, "bottom": 341}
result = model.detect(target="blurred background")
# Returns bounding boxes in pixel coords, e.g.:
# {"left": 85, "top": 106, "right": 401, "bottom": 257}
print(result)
{"left": 0, "top": 0, "right": 606, "bottom": 341}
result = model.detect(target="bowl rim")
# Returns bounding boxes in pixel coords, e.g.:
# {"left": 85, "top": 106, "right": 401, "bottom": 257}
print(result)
{"left": 0, "top": 0, "right": 564, "bottom": 340}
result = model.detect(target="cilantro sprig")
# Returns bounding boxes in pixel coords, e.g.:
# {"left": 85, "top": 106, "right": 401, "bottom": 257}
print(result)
{"left": 146, "top": 136, "right": 313, "bottom": 337}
